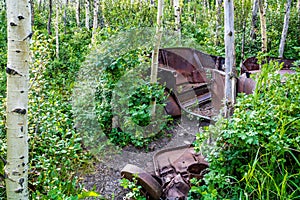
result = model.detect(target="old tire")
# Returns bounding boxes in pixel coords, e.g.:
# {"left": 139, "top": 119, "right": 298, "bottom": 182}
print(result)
{"left": 121, "top": 164, "right": 162, "bottom": 200}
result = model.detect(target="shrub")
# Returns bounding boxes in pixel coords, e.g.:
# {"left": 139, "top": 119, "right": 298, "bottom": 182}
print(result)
{"left": 190, "top": 61, "right": 300, "bottom": 199}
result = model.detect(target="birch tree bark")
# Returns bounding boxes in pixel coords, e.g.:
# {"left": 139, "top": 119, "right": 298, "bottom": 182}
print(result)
{"left": 29, "top": 0, "right": 34, "bottom": 27}
{"left": 278, "top": 0, "right": 292, "bottom": 58}
{"left": 85, "top": 0, "right": 90, "bottom": 29}
{"left": 150, "top": 0, "right": 163, "bottom": 117}
{"left": 173, "top": 0, "right": 181, "bottom": 43}
{"left": 76, "top": 0, "right": 81, "bottom": 27}
{"left": 250, "top": 0, "right": 259, "bottom": 40}
{"left": 5, "top": 0, "right": 31, "bottom": 199}
{"left": 48, "top": 0, "right": 53, "bottom": 35}
{"left": 258, "top": 0, "right": 267, "bottom": 52}
{"left": 224, "top": 0, "right": 236, "bottom": 117}
{"left": 91, "top": 0, "right": 99, "bottom": 44}
{"left": 55, "top": 0, "right": 60, "bottom": 58}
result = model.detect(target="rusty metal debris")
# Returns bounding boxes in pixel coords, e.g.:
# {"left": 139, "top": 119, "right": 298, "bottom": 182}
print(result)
{"left": 121, "top": 48, "right": 298, "bottom": 199}
{"left": 121, "top": 145, "right": 209, "bottom": 200}
{"left": 158, "top": 48, "right": 298, "bottom": 120}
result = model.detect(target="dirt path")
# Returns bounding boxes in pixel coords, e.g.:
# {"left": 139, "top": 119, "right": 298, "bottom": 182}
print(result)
{"left": 82, "top": 116, "right": 207, "bottom": 199}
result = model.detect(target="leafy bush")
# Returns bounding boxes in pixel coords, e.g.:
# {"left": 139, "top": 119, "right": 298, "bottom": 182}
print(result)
{"left": 0, "top": 22, "right": 92, "bottom": 200}
{"left": 95, "top": 48, "right": 170, "bottom": 148}
{"left": 190, "top": 61, "right": 300, "bottom": 199}
{"left": 0, "top": 9, "right": 7, "bottom": 198}
{"left": 27, "top": 28, "right": 92, "bottom": 199}
{"left": 120, "top": 175, "right": 146, "bottom": 200}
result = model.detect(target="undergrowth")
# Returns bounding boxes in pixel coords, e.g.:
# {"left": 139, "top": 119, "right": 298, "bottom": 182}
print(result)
{"left": 190, "top": 60, "right": 300, "bottom": 200}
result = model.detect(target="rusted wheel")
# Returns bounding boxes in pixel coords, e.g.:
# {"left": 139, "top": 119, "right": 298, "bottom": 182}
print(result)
{"left": 121, "top": 164, "right": 162, "bottom": 200}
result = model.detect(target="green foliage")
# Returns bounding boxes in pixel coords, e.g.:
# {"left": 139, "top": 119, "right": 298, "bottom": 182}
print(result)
{"left": 102, "top": 1, "right": 156, "bottom": 30}
{"left": 0, "top": 9, "right": 92, "bottom": 198}
{"left": 190, "top": 61, "right": 300, "bottom": 199}
{"left": 95, "top": 47, "right": 170, "bottom": 148}
{"left": 1, "top": 0, "right": 300, "bottom": 199}
{"left": 27, "top": 29, "right": 92, "bottom": 198}
{"left": 0, "top": 9, "right": 6, "bottom": 198}
{"left": 128, "top": 83, "right": 165, "bottom": 127}
{"left": 0, "top": 10, "right": 7, "bottom": 75}
{"left": 120, "top": 175, "right": 147, "bottom": 200}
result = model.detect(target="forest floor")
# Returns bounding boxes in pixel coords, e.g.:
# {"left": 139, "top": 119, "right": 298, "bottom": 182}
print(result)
{"left": 81, "top": 115, "right": 208, "bottom": 199}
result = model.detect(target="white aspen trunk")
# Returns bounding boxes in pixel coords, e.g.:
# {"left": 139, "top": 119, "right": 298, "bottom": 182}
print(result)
{"left": 215, "top": 0, "right": 223, "bottom": 45}
{"left": 250, "top": 0, "right": 259, "bottom": 40}
{"left": 150, "top": 0, "right": 163, "bottom": 117}
{"left": 278, "top": 0, "right": 291, "bottom": 58}
{"left": 85, "top": 0, "right": 90, "bottom": 29}
{"left": 5, "top": 0, "right": 31, "bottom": 199}
{"left": 224, "top": 0, "right": 236, "bottom": 117}
{"left": 258, "top": 0, "right": 267, "bottom": 53}
{"left": 91, "top": 0, "right": 99, "bottom": 44}
{"left": 240, "top": 0, "right": 246, "bottom": 62}
{"left": 76, "top": 0, "right": 81, "bottom": 27}
{"left": 55, "top": 0, "right": 60, "bottom": 58}
{"left": 173, "top": 0, "right": 181, "bottom": 44}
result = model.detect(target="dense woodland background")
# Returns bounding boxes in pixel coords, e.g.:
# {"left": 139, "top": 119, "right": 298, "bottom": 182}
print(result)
{"left": 0, "top": 0, "right": 299, "bottom": 199}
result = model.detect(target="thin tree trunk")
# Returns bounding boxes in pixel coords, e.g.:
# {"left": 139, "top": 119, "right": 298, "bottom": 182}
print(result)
{"left": 187, "top": 0, "right": 191, "bottom": 22}
{"left": 55, "top": 0, "right": 60, "bottom": 58}
{"left": 240, "top": 0, "right": 247, "bottom": 72}
{"left": 258, "top": 0, "right": 267, "bottom": 53}
{"left": 224, "top": 0, "right": 236, "bottom": 117}
{"left": 101, "top": 0, "right": 108, "bottom": 27}
{"left": 48, "top": 0, "right": 53, "bottom": 35}
{"left": 150, "top": 0, "right": 163, "bottom": 117}
{"left": 29, "top": 0, "right": 34, "bottom": 27}
{"left": 215, "top": 0, "right": 222, "bottom": 45}
{"left": 38, "top": 0, "right": 43, "bottom": 10}
{"left": 85, "top": 0, "right": 90, "bottom": 29}
{"left": 91, "top": 0, "right": 99, "bottom": 44}
{"left": 63, "top": 0, "right": 68, "bottom": 34}
{"left": 279, "top": 0, "right": 291, "bottom": 58}
{"left": 173, "top": 0, "right": 181, "bottom": 44}
{"left": 250, "top": 0, "right": 259, "bottom": 40}
{"left": 5, "top": 0, "right": 31, "bottom": 198}
{"left": 76, "top": 0, "right": 81, "bottom": 27}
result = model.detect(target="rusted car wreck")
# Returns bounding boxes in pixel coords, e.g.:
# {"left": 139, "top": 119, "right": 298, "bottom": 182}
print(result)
{"left": 121, "top": 48, "right": 297, "bottom": 199}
